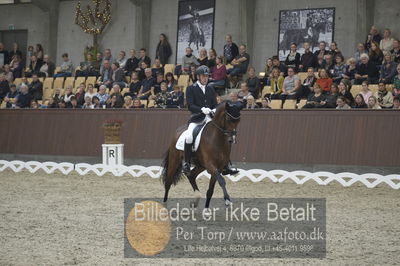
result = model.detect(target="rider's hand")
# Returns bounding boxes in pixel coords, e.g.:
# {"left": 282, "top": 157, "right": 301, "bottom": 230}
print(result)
{"left": 201, "top": 107, "right": 212, "bottom": 115}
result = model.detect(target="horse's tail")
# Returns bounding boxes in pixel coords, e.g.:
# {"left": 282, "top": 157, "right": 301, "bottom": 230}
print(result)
{"left": 161, "top": 146, "right": 183, "bottom": 186}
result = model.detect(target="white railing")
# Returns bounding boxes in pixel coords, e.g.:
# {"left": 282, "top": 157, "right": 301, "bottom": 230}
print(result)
{"left": 0, "top": 160, "right": 399, "bottom": 189}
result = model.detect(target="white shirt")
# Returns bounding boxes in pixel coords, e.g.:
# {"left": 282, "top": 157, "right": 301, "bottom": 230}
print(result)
{"left": 196, "top": 81, "right": 206, "bottom": 94}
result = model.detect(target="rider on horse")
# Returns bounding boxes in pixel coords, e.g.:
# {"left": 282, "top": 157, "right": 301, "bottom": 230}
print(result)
{"left": 183, "top": 65, "right": 239, "bottom": 176}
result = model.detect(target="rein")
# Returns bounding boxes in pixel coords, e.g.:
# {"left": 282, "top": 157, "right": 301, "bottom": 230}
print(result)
{"left": 211, "top": 110, "right": 240, "bottom": 143}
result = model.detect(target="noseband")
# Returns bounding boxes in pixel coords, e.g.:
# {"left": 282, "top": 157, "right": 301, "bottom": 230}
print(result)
{"left": 211, "top": 109, "right": 240, "bottom": 143}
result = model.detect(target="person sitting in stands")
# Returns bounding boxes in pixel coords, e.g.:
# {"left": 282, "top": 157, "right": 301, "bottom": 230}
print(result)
{"left": 223, "top": 34, "right": 239, "bottom": 64}
{"left": 246, "top": 67, "right": 260, "bottom": 98}
{"left": 75, "top": 83, "right": 86, "bottom": 107}
{"left": 92, "top": 96, "right": 102, "bottom": 109}
{"left": 392, "top": 96, "right": 400, "bottom": 109}
{"left": 111, "top": 62, "right": 127, "bottom": 88}
{"left": 138, "top": 48, "right": 151, "bottom": 68}
{"left": 299, "top": 42, "right": 317, "bottom": 72}
{"left": 269, "top": 67, "right": 284, "bottom": 100}
{"left": 107, "top": 84, "right": 124, "bottom": 108}
{"left": 237, "top": 82, "right": 251, "bottom": 101}
{"left": 3, "top": 64, "right": 13, "bottom": 84}
{"left": 85, "top": 84, "right": 96, "bottom": 99}
{"left": 393, "top": 64, "right": 400, "bottom": 97}
{"left": 68, "top": 96, "right": 79, "bottom": 109}
{"left": 123, "top": 95, "right": 133, "bottom": 109}
{"left": 264, "top": 58, "right": 273, "bottom": 79}
{"left": 16, "top": 84, "right": 32, "bottom": 108}
{"left": 336, "top": 96, "right": 351, "bottom": 109}
{"left": 332, "top": 53, "right": 347, "bottom": 84}
{"left": 152, "top": 58, "right": 164, "bottom": 78}
{"left": 380, "top": 52, "right": 398, "bottom": 84}
{"left": 324, "top": 83, "right": 339, "bottom": 108}
{"left": 260, "top": 98, "right": 271, "bottom": 109}
{"left": 271, "top": 56, "right": 287, "bottom": 77}
{"left": 302, "top": 84, "right": 326, "bottom": 108}
{"left": 47, "top": 88, "right": 62, "bottom": 108}
{"left": 380, "top": 28, "right": 395, "bottom": 53}
{"left": 369, "top": 42, "right": 384, "bottom": 68}
{"left": 54, "top": 53, "right": 73, "bottom": 78}
{"left": 76, "top": 53, "right": 98, "bottom": 77}
{"left": 10, "top": 54, "right": 23, "bottom": 78}
{"left": 227, "top": 44, "right": 250, "bottom": 79}
{"left": 316, "top": 68, "right": 333, "bottom": 92}
{"left": 321, "top": 54, "right": 335, "bottom": 77}
{"left": 338, "top": 80, "right": 354, "bottom": 105}
{"left": 280, "top": 67, "right": 300, "bottom": 101}
{"left": 207, "top": 48, "right": 217, "bottom": 68}
{"left": 391, "top": 39, "right": 400, "bottom": 64}
{"left": 154, "top": 82, "right": 171, "bottom": 108}
{"left": 314, "top": 41, "right": 329, "bottom": 59}
{"left": 285, "top": 42, "right": 301, "bottom": 72}
{"left": 98, "top": 60, "right": 113, "bottom": 88}
{"left": 28, "top": 74, "right": 43, "bottom": 100}
{"left": 294, "top": 67, "right": 316, "bottom": 100}
{"left": 165, "top": 72, "right": 177, "bottom": 92}
{"left": 245, "top": 95, "right": 258, "bottom": 109}
{"left": 367, "top": 95, "right": 382, "bottom": 109}
{"left": 127, "top": 71, "right": 142, "bottom": 98}
{"left": 24, "top": 55, "right": 43, "bottom": 77}
{"left": 106, "top": 95, "right": 119, "bottom": 109}
{"left": 182, "top": 47, "right": 199, "bottom": 73}
{"left": 355, "top": 43, "right": 367, "bottom": 64}
{"left": 343, "top": 58, "right": 357, "bottom": 84}
{"left": 352, "top": 94, "right": 368, "bottom": 108}
{"left": 117, "top": 51, "right": 127, "bottom": 69}
{"left": 60, "top": 85, "right": 75, "bottom": 108}
{"left": 95, "top": 85, "right": 109, "bottom": 106}
{"left": 208, "top": 56, "right": 227, "bottom": 92}
{"left": 125, "top": 49, "right": 139, "bottom": 76}
{"left": 0, "top": 42, "right": 10, "bottom": 66}
{"left": 101, "top": 49, "right": 115, "bottom": 69}
{"left": 329, "top": 42, "right": 341, "bottom": 59}
{"left": 360, "top": 80, "right": 372, "bottom": 103}
{"left": 4, "top": 84, "right": 19, "bottom": 108}
{"left": 0, "top": 73, "right": 10, "bottom": 102}
{"left": 367, "top": 26, "right": 382, "bottom": 46}
{"left": 188, "top": 64, "right": 198, "bottom": 85}
{"left": 38, "top": 55, "right": 55, "bottom": 78}
{"left": 198, "top": 48, "right": 208, "bottom": 66}
{"left": 355, "top": 53, "right": 380, "bottom": 85}
{"left": 168, "top": 85, "right": 184, "bottom": 108}
{"left": 132, "top": 98, "right": 145, "bottom": 109}
{"left": 9, "top": 42, "right": 22, "bottom": 62}
{"left": 375, "top": 82, "right": 393, "bottom": 108}
{"left": 82, "top": 96, "right": 93, "bottom": 109}
{"left": 152, "top": 72, "right": 165, "bottom": 96}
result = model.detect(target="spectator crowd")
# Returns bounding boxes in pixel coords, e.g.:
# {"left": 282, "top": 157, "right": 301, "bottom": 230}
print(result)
{"left": 0, "top": 27, "right": 399, "bottom": 110}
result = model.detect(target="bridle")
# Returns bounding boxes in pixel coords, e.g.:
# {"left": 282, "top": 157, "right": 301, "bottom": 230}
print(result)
{"left": 210, "top": 109, "right": 240, "bottom": 144}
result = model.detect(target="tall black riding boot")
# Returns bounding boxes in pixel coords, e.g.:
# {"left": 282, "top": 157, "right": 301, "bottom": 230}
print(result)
{"left": 182, "top": 142, "right": 192, "bottom": 175}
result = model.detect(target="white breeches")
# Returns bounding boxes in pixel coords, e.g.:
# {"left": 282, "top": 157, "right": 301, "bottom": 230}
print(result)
{"left": 185, "top": 122, "right": 199, "bottom": 144}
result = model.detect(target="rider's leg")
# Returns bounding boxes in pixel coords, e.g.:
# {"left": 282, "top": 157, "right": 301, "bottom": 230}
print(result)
{"left": 183, "top": 123, "right": 197, "bottom": 174}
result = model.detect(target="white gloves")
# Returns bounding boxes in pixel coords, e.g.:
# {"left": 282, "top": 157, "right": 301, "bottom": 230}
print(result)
{"left": 201, "top": 107, "right": 212, "bottom": 115}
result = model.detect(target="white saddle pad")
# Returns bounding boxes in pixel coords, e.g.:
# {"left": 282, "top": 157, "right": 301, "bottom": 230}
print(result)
{"left": 176, "top": 121, "right": 210, "bottom": 152}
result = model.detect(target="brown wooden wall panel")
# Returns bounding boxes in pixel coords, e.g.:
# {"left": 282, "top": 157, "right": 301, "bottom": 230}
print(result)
{"left": 0, "top": 109, "right": 399, "bottom": 167}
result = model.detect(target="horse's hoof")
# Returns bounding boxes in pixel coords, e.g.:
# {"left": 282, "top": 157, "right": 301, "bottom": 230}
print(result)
{"left": 192, "top": 190, "right": 202, "bottom": 208}
{"left": 225, "top": 199, "right": 233, "bottom": 206}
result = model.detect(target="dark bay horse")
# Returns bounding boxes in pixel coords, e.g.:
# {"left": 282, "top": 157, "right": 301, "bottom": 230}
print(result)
{"left": 161, "top": 101, "right": 242, "bottom": 209}
{"left": 188, "top": 22, "right": 205, "bottom": 50}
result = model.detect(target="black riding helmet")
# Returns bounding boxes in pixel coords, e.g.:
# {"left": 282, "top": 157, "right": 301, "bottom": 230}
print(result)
{"left": 195, "top": 65, "right": 211, "bottom": 76}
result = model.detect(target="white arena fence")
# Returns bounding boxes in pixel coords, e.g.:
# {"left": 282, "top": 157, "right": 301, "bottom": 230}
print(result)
{"left": 0, "top": 160, "right": 399, "bottom": 190}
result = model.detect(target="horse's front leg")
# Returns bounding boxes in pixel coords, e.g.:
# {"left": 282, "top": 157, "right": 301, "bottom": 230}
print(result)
{"left": 207, "top": 167, "right": 232, "bottom": 206}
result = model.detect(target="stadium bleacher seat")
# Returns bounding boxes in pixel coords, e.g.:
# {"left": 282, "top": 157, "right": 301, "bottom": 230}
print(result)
{"left": 54, "top": 66, "right": 61, "bottom": 74}
{"left": 122, "top": 88, "right": 130, "bottom": 96}
{"left": 298, "top": 99, "right": 307, "bottom": 109}
{"left": 53, "top": 77, "right": 64, "bottom": 89}
{"left": 13, "top": 78, "right": 22, "bottom": 85}
{"left": 43, "top": 88, "right": 53, "bottom": 101}
{"left": 178, "top": 75, "right": 189, "bottom": 90}
{"left": 140, "top": 100, "right": 148, "bottom": 108}
{"left": 86, "top": 77, "right": 97, "bottom": 86}
{"left": 164, "top": 64, "right": 174, "bottom": 74}
{"left": 270, "top": 100, "right": 282, "bottom": 109}
{"left": 298, "top": 72, "right": 308, "bottom": 83}
{"left": 75, "top": 77, "right": 86, "bottom": 88}
{"left": 64, "top": 77, "right": 75, "bottom": 89}
{"left": 147, "top": 100, "right": 155, "bottom": 108}
{"left": 283, "top": 100, "right": 297, "bottom": 109}
{"left": 261, "top": 86, "right": 272, "bottom": 99}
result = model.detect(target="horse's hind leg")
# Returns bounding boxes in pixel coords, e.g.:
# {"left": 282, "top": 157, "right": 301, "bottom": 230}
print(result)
{"left": 163, "top": 149, "right": 183, "bottom": 203}
{"left": 187, "top": 166, "right": 204, "bottom": 207}
{"left": 207, "top": 166, "right": 231, "bottom": 206}
{"left": 205, "top": 176, "right": 217, "bottom": 209}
